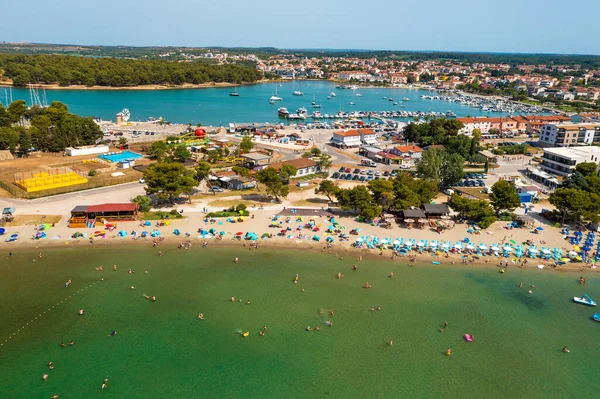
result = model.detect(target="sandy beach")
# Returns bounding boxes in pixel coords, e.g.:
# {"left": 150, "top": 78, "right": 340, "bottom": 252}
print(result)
{"left": 0, "top": 199, "right": 592, "bottom": 273}
{"left": 0, "top": 80, "right": 278, "bottom": 91}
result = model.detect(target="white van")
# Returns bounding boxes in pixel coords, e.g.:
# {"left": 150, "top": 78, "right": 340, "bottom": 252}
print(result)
{"left": 360, "top": 159, "right": 377, "bottom": 167}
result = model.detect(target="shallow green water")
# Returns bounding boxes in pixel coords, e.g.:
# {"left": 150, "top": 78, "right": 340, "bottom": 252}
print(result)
{"left": 1, "top": 246, "right": 599, "bottom": 398}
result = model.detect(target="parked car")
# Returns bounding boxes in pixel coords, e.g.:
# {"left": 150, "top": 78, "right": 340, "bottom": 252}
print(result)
{"left": 352, "top": 175, "right": 360, "bottom": 181}
{"left": 332, "top": 172, "right": 340, "bottom": 179}
{"left": 353, "top": 169, "right": 360, "bottom": 174}
{"left": 360, "top": 170, "right": 367, "bottom": 175}
{"left": 359, "top": 176, "right": 366, "bottom": 182}
{"left": 345, "top": 174, "right": 352, "bottom": 180}
{"left": 367, "top": 176, "right": 374, "bottom": 181}
{"left": 339, "top": 174, "right": 347, "bottom": 180}
{"left": 367, "top": 170, "right": 374, "bottom": 175}
{"left": 383, "top": 171, "right": 390, "bottom": 177}
{"left": 210, "top": 187, "right": 224, "bottom": 193}
{"left": 339, "top": 167, "right": 345, "bottom": 173}
{"left": 375, "top": 171, "right": 382, "bottom": 176}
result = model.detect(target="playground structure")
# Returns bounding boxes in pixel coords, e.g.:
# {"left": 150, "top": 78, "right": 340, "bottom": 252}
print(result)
{"left": 166, "top": 128, "right": 210, "bottom": 147}
{"left": 14, "top": 168, "right": 88, "bottom": 193}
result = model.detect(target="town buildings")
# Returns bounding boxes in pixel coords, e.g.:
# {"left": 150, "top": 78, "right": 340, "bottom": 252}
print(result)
{"left": 526, "top": 146, "right": 600, "bottom": 188}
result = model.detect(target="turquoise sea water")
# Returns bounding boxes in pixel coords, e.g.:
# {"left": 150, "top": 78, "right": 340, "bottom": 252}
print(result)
{"left": 2, "top": 82, "right": 508, "bottom": 125}
{"left": 1, "top": 246, "right": 600, "bottom": 398}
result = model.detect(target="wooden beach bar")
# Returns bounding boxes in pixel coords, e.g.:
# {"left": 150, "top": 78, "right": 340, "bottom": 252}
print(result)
{"left": 69, "top": 203, "right": 139, "bottom": 228}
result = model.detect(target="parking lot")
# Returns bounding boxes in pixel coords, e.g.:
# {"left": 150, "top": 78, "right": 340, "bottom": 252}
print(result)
{"left": 330, "top": 166, "right": 399, "bottom": 183}
{"left": 455, "top": 172, "right": 489, "bottom": 188}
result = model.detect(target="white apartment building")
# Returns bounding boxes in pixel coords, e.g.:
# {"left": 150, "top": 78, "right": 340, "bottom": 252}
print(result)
{"left": 330, "top": 130, "right": 363, "bottom": 148}
{"left": 538, "top": 123, "right": 600, "bottom": 147}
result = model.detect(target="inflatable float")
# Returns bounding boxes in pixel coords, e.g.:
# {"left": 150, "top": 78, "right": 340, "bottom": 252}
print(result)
{"left": 464, "top": 334, "right": 473, "bottom": 342}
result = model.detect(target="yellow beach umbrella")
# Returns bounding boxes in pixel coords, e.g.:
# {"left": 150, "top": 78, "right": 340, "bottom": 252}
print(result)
{"left": 573, "top": 245, "right": 580, "bottom": 251}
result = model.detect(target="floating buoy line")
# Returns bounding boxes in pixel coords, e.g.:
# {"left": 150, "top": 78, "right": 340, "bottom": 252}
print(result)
{"left": 1, "top": 279, "right": 104, "bottom": 348}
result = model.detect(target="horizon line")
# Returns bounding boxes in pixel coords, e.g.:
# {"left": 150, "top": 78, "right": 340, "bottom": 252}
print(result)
{"left": 3, "top": 42, "right": 600, "bottom": 57}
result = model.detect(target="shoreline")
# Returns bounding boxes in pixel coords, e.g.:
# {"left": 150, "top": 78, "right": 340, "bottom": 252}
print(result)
{"left": 0, "top": 80, "right": 274, "bottom": 91}
{"left": 6, "top": 230, "right": 595, "bottom": 274}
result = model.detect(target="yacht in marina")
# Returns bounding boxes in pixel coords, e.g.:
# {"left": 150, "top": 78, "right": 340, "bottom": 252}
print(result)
{"left": 293, "top": 90, "right": 304, "bottom": 96}
{"left": 270, "top": 85, "right": 282, "bottom": 102}
{"left": 329, "top": 92, "right": 336, "bottom": 97}
{"left": 229, "top": 87, "right": 240, "bottom": 97}
{"left": 402, "top": 97, "right": 410, "bottom": 101}
{"left": 277, "top": 107, "right": 289, "bottom": 117}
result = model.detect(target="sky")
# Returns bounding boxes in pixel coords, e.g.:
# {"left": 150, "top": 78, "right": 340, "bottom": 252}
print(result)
{"left": 3, "top": 0, "right": 600, "bottom": 55}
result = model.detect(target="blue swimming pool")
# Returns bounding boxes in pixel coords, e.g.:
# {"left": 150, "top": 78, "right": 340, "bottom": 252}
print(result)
{"left": 98, "top": 150, "right": 143, "bottom": 163}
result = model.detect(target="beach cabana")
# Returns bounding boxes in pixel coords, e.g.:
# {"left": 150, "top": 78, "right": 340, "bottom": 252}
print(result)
{"left": 401, "top": 209, "right": 426, "bottom": 221}
{"left": 422, "top": 204, "right": 450, "bottom": 219}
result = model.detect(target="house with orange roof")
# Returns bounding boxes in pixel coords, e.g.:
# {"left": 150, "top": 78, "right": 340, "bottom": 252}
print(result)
{"left": 389, "top": 145, "right": 423, "bottom": 161}
{"left": 330, "top": 129, "right": 364, "bottom": 148}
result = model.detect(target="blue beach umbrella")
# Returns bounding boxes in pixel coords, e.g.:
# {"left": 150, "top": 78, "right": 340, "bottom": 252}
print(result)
{"left": 537, "top": 227, "right": 544, "bottom": 231}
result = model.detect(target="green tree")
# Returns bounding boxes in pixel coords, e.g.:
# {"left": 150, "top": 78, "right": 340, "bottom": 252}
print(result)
{"left": 484, "top": 159, "right": 489, "bottom": 173}
{"left": 279, "top": 164, "right": 298, "bottom": 182}
{"left": 149, "top": 140, "right": 168, "bottom": 161}
{"left": 256, "top": 167, "right": 289, "bottom": 200}
{"left": 118, "top": 137, "right": 128, "bottom": 146}
{"left": 132, "top": 195, "right": 152, "bottom": 212}
{"left": 232, "top": 166, "right": 250, "bottom": 178}
{"left": 448, "top": 194, "right": 497, "bottom": 228}
{"left": 7, "top": 100, "right": 27, "bottom": 125}
{"left": 417, "top": 149, "right": 464, "bottom": 188}
{"left": 18, "top": 130, "right": 32, "bottom": 153}
{"left": 315, "top": 179, "right": 339, "bottom": 202}
{"left": 195, "top": 161, "right": 214, "bottom": 194}
{"left": 0, "top": 127, "right": 19, "bottom": 151}
{"left": 549, "top": 188, "right": 600, "bottom": 223}
{"left": 489, "top": 180, "right": 521, "bottom": 215}
{"left": 143, "top": 162, "right": 198, "bottom": 204}
{"left": 575, "top": 162, "right": 598, "bottom": 177}
{"left": 239, "top": 135, "right": 254, "bottom": 153}
{"left": 317, "top": 153, "right": 333, "bottom": 172}
{"left": 173, "top": 144, "right": 192, "bottom": 162}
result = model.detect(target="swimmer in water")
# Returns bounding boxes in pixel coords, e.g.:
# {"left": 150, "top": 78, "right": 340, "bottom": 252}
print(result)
{"left": 109, "top": 330, "right": 117, "bottom": 336}
{"left": 144, "top": 270, "right": 148, "bottom": 274}
{"left": 315, "top": 326, "right": 320, "bottom": 331}
{"left": 198, "top": 313, "right": 204, "bottom": 320}
{"left": 337, "top": 272, "right": 342, "bottom": 279}
{"left": 389, "top": 272, "right": 393, "bottom": 279}
{"left": 60, "top": 342, "right": 66, "bottom": 347}
{"left": 43, "top": 374, "right": 49, "bottom": 381}
{"left": 444, "top": 321, "right": 448, "bottom": 328}
{"left": 231, "top": 296, "right": 236, "bottom": 302}
{"left": 101, "top": 383, "right": 107, "bottom": 390}
{"left": 370, "top": 307, "right": 375, "bottom": 311}
{"left": 246, "top": 300, "right": 251, "bottom": 305}
{"left": 389, "top": 340, "right": 393, "bottom": 346}
{"left": 306, "top": 326, "right": 311, "bottom": 331}
{"left": 377, "top": 306, "right": 381, "bottom": 311}
{"left": 259, "top": 331, "right": 265, "bottom": 336}
{"left": 562, "top": 346, "right": 570, "bottom": 353}
{"left": 234, "top": 257, "right": 239, "bottom": 263}
{"left": 113, "top": 265, "right": 117, "bottom": 271}
{"left": 151, "top": 296, "right": 156, "bottom": 302}
{"left": 79, "top": 309, "right": 84, "bottom": 315}
{"left": 68, "top": 341, "right": 75, "bottom": 346}
{"left": 353, "top": 264, "right": 357, "bottom": 270}
{"left": 130, "top": 286, "right": 135, "bottom": 290}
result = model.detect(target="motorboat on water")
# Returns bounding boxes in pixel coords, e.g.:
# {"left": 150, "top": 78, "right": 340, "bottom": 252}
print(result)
{"left": 402, "top": 97, "right": 410, "bottom": 101}
{"left": 327, "top": 96, "right": 331, "bottom": 99}
{"left": 355, "top": 93, "right": 362, "bottom": 97}
{"left": 270, "top": 95, "right": 282, "bottom": 102}
{"left": 277, "top": 107, "right": 289, "bottom": 117}
{"left": 388, "top": 98, "right": 393, "bottom": 101}
{"left": 574, "top": 294, "right": 597, "bottom": 306}
{"left": 229, "top": 88, "right": 240, "bottom": 97}
{"left": 594, "top": 314, "right": 600, "bottom": 322}
{"left": 446, "top": 111, "right": 457, "bottom": 118}
{"left": 393, "top": 102, "right": 398, "bottom": 105}
{"left": 349, "top": 102, "right": 355, "bottom": 106}
{"left": 293, "top": 90, "right": 304, "bottom": 96}
{"left": 329, "top": 92, "right": 336, "bottom": 97}
{"left": 269, "top": 99, "right": 275, "bottom": 104}
{"left": 312, "top": 103, "right": 321, "bottom": 108}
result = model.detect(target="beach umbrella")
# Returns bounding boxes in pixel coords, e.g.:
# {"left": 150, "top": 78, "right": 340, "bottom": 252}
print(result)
{"left": 261, "top": 233, "right": 270, "bottom": 238}
{"left": 417, "top": 241, "right": 425, "bottom": 246}
{"left": 510, "top": 239, "right": 516, "bottom": 244}
{"left": 404, "top": 219, "right": 414, "bottom": 224}
{"left": 144, "top": 221, "right": 151, "bottom": 226}
{"left": 326, "top": 236, "right": 334, "bottom": 242}
{"left": 536, "top": 227, "right": 544, "bottom": 231}
{"left": 313, "top": 235, "right": 320, "bottom": 241}
{"left": 0, "top": 228, "right": 5, "bottom": 235}
{"left": 442, "top": 242, "right": 450, "bottom": 248}
{"left": 466, "top": 244, "right": 475, "bottom": 250}
{"left": 573, "top": 245, "right": 580, "bottom": 251}
{"left": 529, "top": 248, "right": 538, "bottom": 253}
{"left": 220, "top": 231, "right": 225, "bottom": 236}
{"left": 356, "top": 237, "right": 364, "bottom": 242}
{"left": 235, "top": 232, "right": 243, "bottom": 236}
{"left": 454, "top": 243, "right": 463, "bottom": 249}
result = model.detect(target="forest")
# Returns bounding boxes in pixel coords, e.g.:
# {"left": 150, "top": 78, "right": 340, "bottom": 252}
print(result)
{"left": 0, "top": 54, "right": 263, "bottom": 87}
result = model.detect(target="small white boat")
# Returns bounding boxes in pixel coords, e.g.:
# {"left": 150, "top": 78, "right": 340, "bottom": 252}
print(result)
{"left": 355, "top": 93, "right": 362, "bottom": 97}
{"left": 574, "top": 294, "right": 597, "bottom": 306}
{"left": 402, "top": 97, "right": 410, "bottom": 101}
{"left": 330, "top": 92, "right": 336, "bottom": 97}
